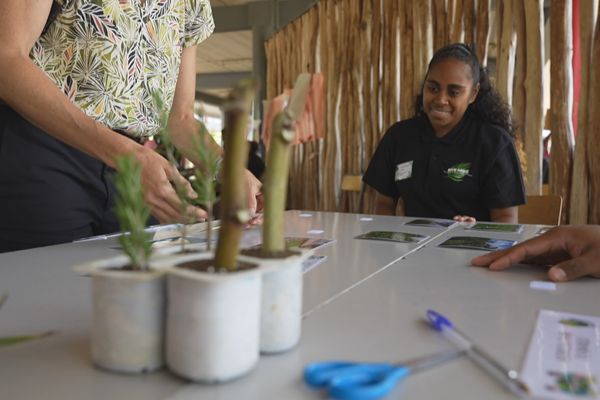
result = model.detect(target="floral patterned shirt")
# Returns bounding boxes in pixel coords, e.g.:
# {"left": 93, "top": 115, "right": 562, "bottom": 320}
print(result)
{"left": 31, "top": 0, "right": 214, "bottom": 138}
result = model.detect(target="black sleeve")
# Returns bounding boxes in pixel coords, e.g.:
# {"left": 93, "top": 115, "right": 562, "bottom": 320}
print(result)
{"left": 481, "top": 130, "right": 526, "bottom": 209}
{"left": 362, "top": 124, "right": 399, "bottom": 199}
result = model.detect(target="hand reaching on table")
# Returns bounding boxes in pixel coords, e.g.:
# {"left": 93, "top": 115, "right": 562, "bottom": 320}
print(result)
{"left": 471, "top": 225, "right": 600, "bottom": 282}
{"left": 133, "top": 146, "right": 208, "bottom": 224}
{"left": 244, "top": 168, "right": 263, "bottom": 226}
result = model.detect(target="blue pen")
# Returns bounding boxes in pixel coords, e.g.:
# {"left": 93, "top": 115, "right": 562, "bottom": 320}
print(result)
{"left": 304, "top": 348, "right": 464, "bottom": 400}
{"left": 426, "top": 310, "right": 530, "bottom": 398}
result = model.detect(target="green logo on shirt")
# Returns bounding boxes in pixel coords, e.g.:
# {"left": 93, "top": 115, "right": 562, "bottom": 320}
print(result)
{"left": 445, "top": 162, "right": 472, "bottom": 182}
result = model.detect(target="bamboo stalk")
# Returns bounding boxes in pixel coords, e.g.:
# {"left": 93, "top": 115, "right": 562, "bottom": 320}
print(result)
{"left": 263, "top": 112, "right": 295, "bottom": 253}
{"left": 214, "top": 78, "right": 256, "bottom": 270}
{"left": 569, "top": 0, "right": 594, "bottom": 223}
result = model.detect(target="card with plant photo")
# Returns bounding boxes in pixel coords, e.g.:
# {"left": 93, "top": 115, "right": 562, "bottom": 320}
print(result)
{"left": 355, "top": 231, "right": 429, "bottom": 243}
{"left": 244, "top": 237, "right": 336, "bottom": 251}
{"left": 438, "top": 236, "right": 516, "bottom": 251}
{"left": 404, "top": 218, "right": 457, "bottom": 228}
{"left": 467, "top": 222, "right": 524, "bottom": 233}
{"left": 302, "top": 255, "right": 327, "bottom": 273}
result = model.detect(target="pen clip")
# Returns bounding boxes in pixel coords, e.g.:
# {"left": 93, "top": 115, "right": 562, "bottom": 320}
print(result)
{"left": 426, "top": 310, "right": 454, "bottom": 331}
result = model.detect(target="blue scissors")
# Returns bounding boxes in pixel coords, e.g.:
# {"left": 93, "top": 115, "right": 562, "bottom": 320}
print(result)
{"left": 303, "top": 348, "right": 464, "bottom": 400}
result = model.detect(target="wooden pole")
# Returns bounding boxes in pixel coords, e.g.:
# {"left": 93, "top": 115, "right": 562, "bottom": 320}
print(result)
{"left": 550, "top": 0, "right": 575, "bottom": 224}
{"left": 522, "top": 0, "right": 544, "bottom": 195}
{"left": 433, "top": 0, "right": 447, "bottom": 51}
{"left": 496, "top": 0, "right": 516, "bottom": 104}
{"left": 475, "top": 0, "right": 490, "bottom": 65}
{"left": 570, "top": 0, "right": 594, "bottom": 223}
{"left": 400, "top": 0, "right": 415, "bottom": 120}
{"left": 587, "top": 4, "right": 600, "bottom": 223}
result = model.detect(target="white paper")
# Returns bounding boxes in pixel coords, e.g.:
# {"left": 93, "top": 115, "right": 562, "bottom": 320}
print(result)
{"left": 529, "top": 281, "right": 557, "bottom": 291}
{"left": 521, "top": 310, "right": 600, "bottom": 399}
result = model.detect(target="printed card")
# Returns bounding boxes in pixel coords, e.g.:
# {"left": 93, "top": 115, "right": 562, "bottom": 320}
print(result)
{"left": 467, "top": 222, "right": 524, "bottom": 233}
{"left": 286, "top": 237, "right": 336, "bottom": 250}
{"left": 521, "top": 310, "right": 600, "bottom": 399}
{"left": 405, "top": 218, "right": 457, "bottom": 228}
{"left": 355, "top": 231, "right": 429, "bottom": 244}
{"left": 438, "top": 236, "right": 516, "bottom": 251}
{"left": 245, "top": 237, "right": 335, "bottom": 251}
{"left": 302, "top": 255, "right": 327, "bottom": 273}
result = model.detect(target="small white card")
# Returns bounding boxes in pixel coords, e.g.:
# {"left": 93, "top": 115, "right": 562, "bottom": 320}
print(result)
{"left": 395, "top": 161, "right": 413, "bottom": 181}
{"left": 521, "top": 310, "right": 600, "bottom": 399}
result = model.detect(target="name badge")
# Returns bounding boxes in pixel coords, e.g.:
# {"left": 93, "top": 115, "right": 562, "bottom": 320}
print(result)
{"left": 395, "top": 161, "right": 413, "bottom": 181}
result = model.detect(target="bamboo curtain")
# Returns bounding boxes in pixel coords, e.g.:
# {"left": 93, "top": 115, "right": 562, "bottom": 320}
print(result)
{"left": 264, "top": 0, "right": 599, "bottom": 223}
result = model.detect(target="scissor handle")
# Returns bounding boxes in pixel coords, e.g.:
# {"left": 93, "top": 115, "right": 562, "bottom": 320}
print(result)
{"left": 328, "top": 364, "right": 410, "bottom": 400}
{"left": 304, "top": 361, "right": 359, "bottom": 388}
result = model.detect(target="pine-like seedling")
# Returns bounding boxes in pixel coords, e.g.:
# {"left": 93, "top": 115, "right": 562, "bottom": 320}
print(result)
{"left": 114, "top": 155, "right": 152, "bottom": 270}
{"left": 153, "top": 93, "right": 218, "bottom": 252}
{"left": 187, "top": 127, "right": 220, "bottom": 251}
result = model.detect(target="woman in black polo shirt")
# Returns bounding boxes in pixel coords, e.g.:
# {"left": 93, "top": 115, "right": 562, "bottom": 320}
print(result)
{"left": 363, "top": 43, "right": 525, "bottom": 223}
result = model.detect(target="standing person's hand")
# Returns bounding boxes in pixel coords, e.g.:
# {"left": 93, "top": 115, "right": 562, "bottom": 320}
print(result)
{"left": 454, "top": 215, "right": 476, "bottom": 223}
{"left": 245, "top": 169, "right": 263, "bottom": 226}
{"left": 133, "top": 146, "right": 208, "bottom": 223}
{"left": 471, "top": 225, "right": 600, "bottom": 282}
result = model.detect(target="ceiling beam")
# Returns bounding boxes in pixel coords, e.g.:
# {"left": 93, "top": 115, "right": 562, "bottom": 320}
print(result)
{"left": 212, "top": 0, "right": 318, "bottom": 35}
{"left": 199, "top": 0, "right": 319, "bottom": 110}
{"left": 196, "top": 71, "right": 253, "bottom": 91}
{"left": 195, "top": 91, "right": 226, "bottom": 107}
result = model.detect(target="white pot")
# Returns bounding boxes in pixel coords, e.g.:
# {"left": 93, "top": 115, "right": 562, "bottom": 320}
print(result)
{"left": 163, "top": 253, "right": 261, "bottom": 383}
{"left": 89, "top": 257, "right": 165, "bottom": 373}
{"left": 241, "top": 251, "right": 305, "bottom": 354}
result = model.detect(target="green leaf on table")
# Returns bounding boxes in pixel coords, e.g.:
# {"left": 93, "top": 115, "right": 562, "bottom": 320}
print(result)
{"left": 0, "top": 331, "right": 56, "bottom": 347}
{"left": 0, "top": 293, "right": 7, "bottom": 310}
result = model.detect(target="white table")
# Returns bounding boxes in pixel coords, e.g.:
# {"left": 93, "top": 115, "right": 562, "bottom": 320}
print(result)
{"left": 1, "top": 211, "right": 598, "bottom": 399}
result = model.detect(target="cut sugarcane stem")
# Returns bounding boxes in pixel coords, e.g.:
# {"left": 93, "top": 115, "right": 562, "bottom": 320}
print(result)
{"left": 214, "top": 78, "right": 257, "bottom": 270}
{"left": 262, "top": 111, "right": 295, "bottom": 254}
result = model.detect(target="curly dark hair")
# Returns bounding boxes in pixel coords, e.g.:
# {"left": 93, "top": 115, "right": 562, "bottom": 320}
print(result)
{"left": 414, "top": 43, "right": 517, "bottom": 140}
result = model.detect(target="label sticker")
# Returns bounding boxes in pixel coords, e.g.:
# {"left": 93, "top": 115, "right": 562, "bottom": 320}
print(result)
{"left": 395, "top": 161, "right": 413, "bottom": 181}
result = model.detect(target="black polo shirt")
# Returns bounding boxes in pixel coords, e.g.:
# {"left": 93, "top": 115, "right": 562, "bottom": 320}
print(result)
{"left": 363, "top": 112, "right": 526, "bottom": 221}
